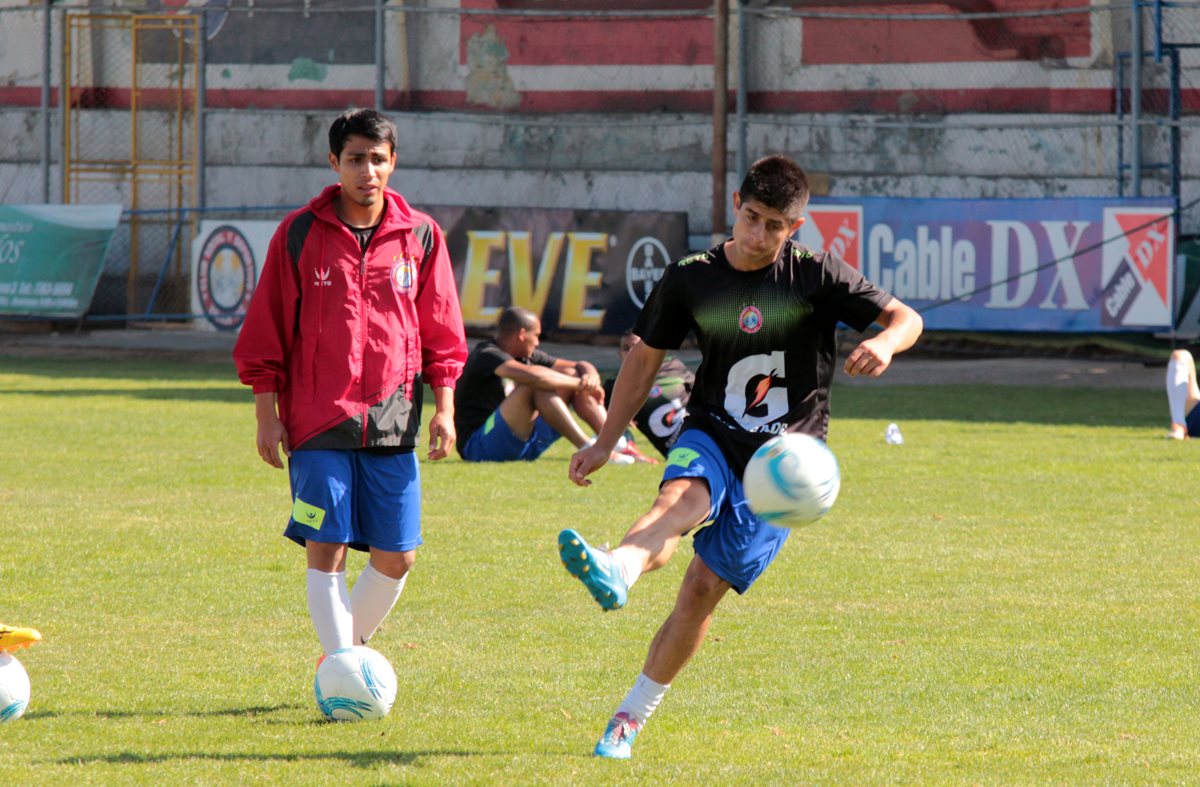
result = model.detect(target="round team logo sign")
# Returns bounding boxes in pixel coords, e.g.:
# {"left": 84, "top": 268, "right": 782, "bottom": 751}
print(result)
{"left": 197, "top": 225, "right": 256, "bottom": 331}
{"left": 739, "top": 305, "right": 763, "bottom": 334}
{"left": 625, "top": 236, "right": 672, "bottom": 308}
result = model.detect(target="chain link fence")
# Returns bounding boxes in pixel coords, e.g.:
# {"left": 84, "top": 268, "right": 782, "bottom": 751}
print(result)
{"left": 0, "top": 0, "right": 1196, "bottom": 324}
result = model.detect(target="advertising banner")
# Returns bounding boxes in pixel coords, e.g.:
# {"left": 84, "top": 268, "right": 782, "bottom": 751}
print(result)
{"left": 190, "top": 207, "right": 689, "bottom": 335}
{"left": 797, "top": 197, "right": 1177, "bottom": 332}
{"left": 429, "top": 206, "right": 687, "bottom": 335}
{"left": 0, "top": 204, "right": 123, "bottom": 318}
{"left": 191, "top": 220, "right": 276, "bottom": 331}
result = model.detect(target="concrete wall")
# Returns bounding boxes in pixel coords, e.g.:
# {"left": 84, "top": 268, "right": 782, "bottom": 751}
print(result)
{"left": 3, "top": 106, "right": 1195, "bottom": 239}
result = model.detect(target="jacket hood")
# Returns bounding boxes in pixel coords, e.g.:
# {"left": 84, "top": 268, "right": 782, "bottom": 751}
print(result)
{"left": 307, "top": 184, "right": 422, "bottom": 231}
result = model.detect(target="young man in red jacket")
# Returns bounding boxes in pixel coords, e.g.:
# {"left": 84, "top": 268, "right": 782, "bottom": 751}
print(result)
{"left": 234, "top": 109, "right": 467, "bottom": 662}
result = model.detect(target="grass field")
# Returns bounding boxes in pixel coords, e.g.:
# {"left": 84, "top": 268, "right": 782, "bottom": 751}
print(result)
{"left": 1, "top": 354, "right": 1196, "bottom": 784}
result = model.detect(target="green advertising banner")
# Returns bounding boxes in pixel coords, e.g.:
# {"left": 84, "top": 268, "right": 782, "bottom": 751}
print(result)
{"left": 0, "top": 204, "right": 123, "bottom": 318}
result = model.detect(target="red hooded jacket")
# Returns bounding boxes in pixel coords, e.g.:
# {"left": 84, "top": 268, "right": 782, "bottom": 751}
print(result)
{"left": 233, "top": 184, "right": 467, "bottom": 450}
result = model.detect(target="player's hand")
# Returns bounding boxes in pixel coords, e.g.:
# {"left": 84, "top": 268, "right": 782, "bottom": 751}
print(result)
{"left": 427, "top": 411, "right": 455, "bottom": 461}
{"left": 256, "top": 414, "right": 290, "bottom": 469}
{"left": 568, "top": 444, "right": 610, "bottom": 487}
{"left": 843, "top": 335, "right": 896, "bottom": 378}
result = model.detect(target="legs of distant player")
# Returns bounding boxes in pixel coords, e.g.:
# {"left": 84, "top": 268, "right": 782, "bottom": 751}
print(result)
{"left": 532, "top": 388, "right": 593, "bottom": 448}
{"left": 351, "top": 551, "right": 413, "bottom": 647}
{"left": 1166, "top": 349, "right": 1200, "bottom": 440}
{"left": 497, "top": 383, "right": 592, "bottom": 448}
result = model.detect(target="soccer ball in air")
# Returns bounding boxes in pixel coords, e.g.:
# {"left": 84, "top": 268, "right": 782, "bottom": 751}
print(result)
{"left": 743, "top": 433, "right": 841, "bottom": 527}
{"left": 314, "top": 646, "right": 397, "bottom": 721}
{"left": 0, "top": 653, "right": 31, "bottom": 722}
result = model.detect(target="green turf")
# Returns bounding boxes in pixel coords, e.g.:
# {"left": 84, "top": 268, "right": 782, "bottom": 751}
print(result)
{"left": 0, "top": 355, "right": 1195, "bottom": 783}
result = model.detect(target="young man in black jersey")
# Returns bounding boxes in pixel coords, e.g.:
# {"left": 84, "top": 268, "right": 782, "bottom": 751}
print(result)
{"left": 558, "top": 155, "right": 924, "bottom": 759}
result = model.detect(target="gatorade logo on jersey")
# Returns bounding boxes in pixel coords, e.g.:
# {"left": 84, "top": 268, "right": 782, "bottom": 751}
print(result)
{"left": 799, "top": 205, "right": 864, "bottom": 270}
{"left": 743, "top": 369, "right": 785, "bottom": 418}
{"left": 739, "top": 305, "right": 763, "bottom": 334}
{"left": 1100, "top": 207, "right": 1174, "bottom": 328}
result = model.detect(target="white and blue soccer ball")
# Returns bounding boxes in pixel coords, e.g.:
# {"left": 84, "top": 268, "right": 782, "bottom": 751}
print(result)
{"left": 314, "top": 646, "right": 397, "bottom": 722}
{"left": 0, "top": 653, "right": 31, "bottom": 723}
{"left": 743, "top": 433, "right": 841, "bottom": 527}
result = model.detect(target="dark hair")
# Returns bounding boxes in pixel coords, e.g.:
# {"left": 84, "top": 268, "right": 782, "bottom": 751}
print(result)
{"left": 498, "top": 306, "right": 538, "bottom": 337}
{"left": 328, "top": 108, "right": 397, "bottom": 158}
{"left": 738, "top": 155, "right": 810, "bottom": 216}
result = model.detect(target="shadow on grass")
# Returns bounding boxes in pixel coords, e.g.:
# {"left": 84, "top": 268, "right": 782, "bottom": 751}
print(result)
{"left": 834, "top": 384, "right": 1160, "bottom": 429}
{"left": 0, "top": 387, "right": 246, "bottom": 403}
{"left": 23, "top": 703, "right": 305, "bottom": 721}
{"left": 52, "top": 748, "right": 487, "bottom": 768}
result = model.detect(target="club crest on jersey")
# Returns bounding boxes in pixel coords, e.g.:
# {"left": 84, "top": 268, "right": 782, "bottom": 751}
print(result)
{"left": 391, "top": 254, "right": 418, "bottom": 293}
{"left": 739, "top": 305, "right": 763, "bottom": 334}
{"left": 313, "top": 268, "right": 332, "bottom": 287}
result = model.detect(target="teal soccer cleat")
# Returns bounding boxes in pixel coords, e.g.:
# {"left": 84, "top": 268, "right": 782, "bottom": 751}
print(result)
{"left": 594, "top": 711, "right": 641, "bottom": 759}
{"left": 557, "top": 529, "right": 628, "bottom": 611}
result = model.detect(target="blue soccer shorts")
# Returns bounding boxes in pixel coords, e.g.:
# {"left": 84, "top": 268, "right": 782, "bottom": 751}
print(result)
{"left": 285, "top": 449, "right": 422, "bottom": 553}
{"left": 460, "top": 409, "right": 561, "bottom": 462}
{"left": 661, "top": 428, "right": 790, "bottom": 595}
{"left": 1188, "top": 402, "right": 1200, "bottom": 437}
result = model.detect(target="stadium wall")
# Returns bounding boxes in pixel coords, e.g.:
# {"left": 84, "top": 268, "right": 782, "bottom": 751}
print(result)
{"left": 0, "top": 0, "right": 1197, "bottom": 321}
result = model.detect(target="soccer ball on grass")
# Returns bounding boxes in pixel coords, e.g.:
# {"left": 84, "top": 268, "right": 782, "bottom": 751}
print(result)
{"left": 742, "top": 433, "right": 840, "bottom": 527}
{"left": 314, "top": 646, "right": 397, "bottom": 721}
{"left": 0, "top": 653, "right": 31, "bottom": 722}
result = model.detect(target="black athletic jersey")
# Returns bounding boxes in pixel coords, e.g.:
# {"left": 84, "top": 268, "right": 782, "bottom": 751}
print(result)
{"left": 453, "top": 339, "right": 558, "bottom": 455}
{"left": 603, "top": 357, "right": 694, "bottom": 457}
{"left": 634, "top": 239, "right": 892, "bottom": 474}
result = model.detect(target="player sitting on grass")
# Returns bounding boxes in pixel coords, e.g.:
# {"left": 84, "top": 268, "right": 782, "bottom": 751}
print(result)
{"left": 1166, "top": 347, "right": 1200, "bottom": 440}
{"left": 454, "top": 305, "right": 633, "bottom": 464}
{"left": 0, "top": 624, "right": 41, "bottom": 652}
{"left": 559, "top": 154, "right": 923, "bottom": 760}
{"left": 602, "top": 330, "right": 695, "bottom": 464}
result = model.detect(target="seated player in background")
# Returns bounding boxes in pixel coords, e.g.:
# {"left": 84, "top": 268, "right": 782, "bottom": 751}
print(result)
{"left": 1166, "top": 347, "right": 1200, "bottom": 440}
{"left": 455, "top": 306, "right": 633, "bottom": 464}
{"left": 602, "top": 330, "right": 695, "bottom": 463}
{"left": 0, "top": 624, "right": 41, "bottom": 652}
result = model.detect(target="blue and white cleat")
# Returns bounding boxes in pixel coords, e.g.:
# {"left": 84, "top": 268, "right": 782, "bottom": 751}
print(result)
{"left": 594, "top": 711, "right": 640, "bottom": 759}
{"left": 557, "top": 529, "right": 628, "bottom": 611}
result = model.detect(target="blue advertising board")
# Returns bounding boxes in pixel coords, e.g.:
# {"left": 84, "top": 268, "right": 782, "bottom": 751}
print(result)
{"left": 797, "top": 197, "right": 1177, "bottom": 332}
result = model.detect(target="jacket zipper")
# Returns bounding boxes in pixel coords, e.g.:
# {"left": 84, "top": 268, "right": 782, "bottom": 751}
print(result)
{"left": 359, "top": 245, "right": 369, "bottom": 448}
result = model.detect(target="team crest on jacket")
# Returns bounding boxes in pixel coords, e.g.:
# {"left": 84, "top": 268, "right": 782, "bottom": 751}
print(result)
{"left": 739, "top": 305, "right": 763, "bottom": 334}
{"left": 391, "top": 254, "right": 418, "bottom": 293}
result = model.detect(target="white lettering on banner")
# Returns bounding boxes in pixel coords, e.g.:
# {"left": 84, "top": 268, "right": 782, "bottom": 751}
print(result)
{"left": 1037, "top": 221, "right": 1089, "bottom": 311}
{"left": 827, "top": 220, "right": 857, "bottom": 261}
{"left": 986, "top": 221, "right": 1039, "bottom": 309}
{"left": 1129, "top": 225, "right": 1168, "bottom": 274}
{"left": 866, "top": 224, "right": 975, "bottom": 301}
{"left": 1105, "top": 269, "right": 1137, "bottom": 317}
{"left": 0, "top": 234, "right": 25, "bottom": 265}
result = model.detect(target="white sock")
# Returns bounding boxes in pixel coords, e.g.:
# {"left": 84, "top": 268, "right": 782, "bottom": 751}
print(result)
{"left": 351, "top": 562, "right": 408, "bottom": 647}
{"left": 610, "top": 547, "right": 643, "bottom": 590}
{"left": 615, "top": 672, "right": 670, "bottom": 725}
{"left": 306, "top": 569, "right": 353, "bottom": 656}
{"left": 1167, "top": 356, "right": 1190, "bottom": 425}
